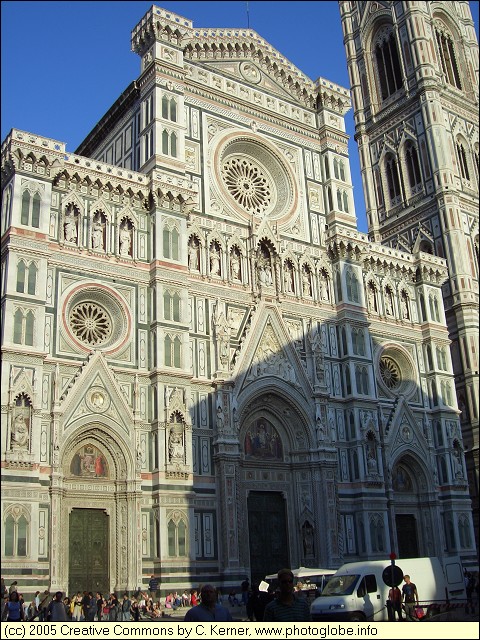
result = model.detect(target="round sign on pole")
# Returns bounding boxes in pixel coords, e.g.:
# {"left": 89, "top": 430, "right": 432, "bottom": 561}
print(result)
{"left": 382, "top": 564, "right": 403, "bottom": 587}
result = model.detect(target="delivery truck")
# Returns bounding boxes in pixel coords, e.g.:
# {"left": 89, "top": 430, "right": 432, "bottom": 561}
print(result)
{"left": 310, "top": 556, "right": 465, "bottom": 622}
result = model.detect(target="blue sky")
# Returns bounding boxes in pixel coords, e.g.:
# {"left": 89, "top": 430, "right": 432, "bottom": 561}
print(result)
{"left": 1, "top": 1, "right": 478, "bottom": 233}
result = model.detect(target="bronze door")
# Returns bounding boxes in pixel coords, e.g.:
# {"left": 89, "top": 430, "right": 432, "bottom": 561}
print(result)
{"left": 69, "top": 508, "right": 109, "bottom": 595}
{"left": 248, "top": 491, "right": 289, "bottom": 584}
{"left": 395, "top": 514, "right": 419, "bottom": 558}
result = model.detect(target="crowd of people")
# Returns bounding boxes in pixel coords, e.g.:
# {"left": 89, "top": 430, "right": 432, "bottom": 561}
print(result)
{"left": 1, "top": 579, "right": 201, "bottom": 623}
{"left": 2, "top": 569, "right": 478, "bottom": 623}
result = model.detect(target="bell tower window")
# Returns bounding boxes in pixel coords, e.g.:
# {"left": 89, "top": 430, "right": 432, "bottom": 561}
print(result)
{"left": 375, "top": 32, "right": 402, "bottom": 100}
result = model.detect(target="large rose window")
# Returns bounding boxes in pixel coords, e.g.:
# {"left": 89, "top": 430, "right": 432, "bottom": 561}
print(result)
{"left": 213, "top": 133, "right": 298, "bottom": 224}
{"left": 222, "top": 157, "right": 272, "bottom": 216}
{"left": 63, "top": 285, "right": 131, "bottom": 353}
{"left": 69, "top": 302, "right": 112, "bottom": 346}
{"left": 379, "top": 356, "right": 401, "bottom": 390}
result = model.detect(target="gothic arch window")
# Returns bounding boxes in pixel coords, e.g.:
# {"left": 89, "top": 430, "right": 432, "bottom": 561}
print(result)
{"left": 436, "top": 346, "right": 448, "bottom": 371}
{"left": 16, "top": 260, "right": 37, "bottom": 295}
{"left": 2, "top": 184, "right": 13, "bottom": 233}
{"left": 456, "top": 140, "right": 470, "bottom": 181}
{"left": 327, "top": 187, "right": 333, "bottom": 212}
{"left": 162, "top": 129, "right": 177, "bottom": 157}
{"left": 405, "top": 142, "right": 422, "bottom": 190}
{"left": 344, "top": 364, "right": 352, "bottom": 395}
{"left": 438, "top": 456, "right": 448, "bottom": 484}
{"left": 164, "top": 291, "right": 181, "bottom": 322}
{"left": 164, "top": 334, "right": 181, "bottom": 368}
{"left": 336, "top": 189, "right": 343, "bottom": 211}
{"left": 429, "top": 294, "right": 440, "bottom": 322}
{"left": 426, "top": 345, "right": 434, "bottom": 370}
{"left": 4, "top": 507, "right": 29, "bottom": 557}
{"left": 162, "top": 95, "right": 177, "bottom": 122}
{"left": 435, "top": 24, "right": 462, "bottom": 89}
{"left": 324, "top": 156, "right": 330, "bottom": 180}
{"left": 342, "top": 191, "right": 349, "bottom": 213}
{"left": 144, "top": 128, "right": 154, "bottom": 160}
{"left": 167, "top": 514, "right": 187, "bottom": 557}
{"left": 13, "top": 308, "right": 34, "bottom": 346}
{"left": 346, "top": 270, "right": 360, "bottom": 303}
{"left": 352, "top": 328, "right": 366, "bottom": 356}
{"left": 20, "top": 190, "right": 41, "bottom": 228}
{"left": 355, "top": 365, "right": 370, "bottom": 395}
{"left": 374, "top": 30, "right": 402, "bottom": 100}
{"left": 419, "top": 293, "right": 427, "bottom": 322}
{"left": 385, "top": 154, "right": 401, "bottom": 203}
{"left": 163, "top": 224, "right": 179, "bottom": 260}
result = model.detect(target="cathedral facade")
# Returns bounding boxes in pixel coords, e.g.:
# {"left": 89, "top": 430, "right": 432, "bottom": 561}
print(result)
{"left": 1, "top": 3, "right": 477, "bottom": 596}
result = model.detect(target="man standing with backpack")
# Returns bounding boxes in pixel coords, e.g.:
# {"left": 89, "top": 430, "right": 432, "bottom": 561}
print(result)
{"left": 121, "top": 593, "right": 132, "bottom": 621}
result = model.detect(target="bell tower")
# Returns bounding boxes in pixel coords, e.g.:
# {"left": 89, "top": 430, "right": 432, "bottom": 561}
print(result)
{"left": 339, "top": 1, "right": 479, "bottom": 539}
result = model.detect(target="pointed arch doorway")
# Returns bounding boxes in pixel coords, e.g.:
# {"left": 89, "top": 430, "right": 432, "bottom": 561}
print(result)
{"left": 247, "top": 491, "right": 289, "bottom": 584}
{"left": 69, "top": 508, "right": 109, "bottom": 594}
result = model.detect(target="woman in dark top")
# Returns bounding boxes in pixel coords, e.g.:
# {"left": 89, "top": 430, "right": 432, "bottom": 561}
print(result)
{"left": 3, "top": 591, "right": 24, "bottom": 621}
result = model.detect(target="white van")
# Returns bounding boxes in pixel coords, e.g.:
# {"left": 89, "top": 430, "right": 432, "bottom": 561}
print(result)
{"left": 265, "top": 567, "right": 336, "bottom": 600}
{"left": 311, "top": 556, "right": 465, "bottom": 622}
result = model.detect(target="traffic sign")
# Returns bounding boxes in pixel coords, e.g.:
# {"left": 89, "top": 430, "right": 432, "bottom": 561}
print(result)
{"left": 382, "top": 564, "right": 404, "bottom": 587}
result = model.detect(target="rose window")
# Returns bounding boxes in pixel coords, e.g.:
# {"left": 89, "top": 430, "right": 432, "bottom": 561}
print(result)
{"left": 222, "top": 158, "right": 271, "bottom": 216}
{"left": 379, "top": 356, "right": 401, "bottom": 389}
{"left": 69, "top": 302, "right": 112, "bottom": 346}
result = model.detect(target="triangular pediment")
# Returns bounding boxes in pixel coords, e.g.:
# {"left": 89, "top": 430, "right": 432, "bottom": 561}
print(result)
{"left": 58, "top": 351, "right": 134, "bottom": 434}
{"left": 196, "top": 59, "right": 297, "bottom": 101}
{"left": 184, "top": 31, "right": 316, "bottom": 105}
{"left": 385, "top": 396, "right": 428, "bottom": 459}
{"left": 234, "top": 304, "right": 311, "bottom": 397}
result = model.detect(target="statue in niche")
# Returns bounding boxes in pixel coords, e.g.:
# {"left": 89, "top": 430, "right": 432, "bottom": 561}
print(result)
{"left": 319, "top": 271, "right": 330, "bottom": 301}
{"left": 188, "top": 238, "right": 200, "bottom": 271}
{"left": 284, "top": 264, "right": 294, "bottom": 293}
{"left": 452, "top": 447, "right": 464, "bottom": 478}
{"left": 302, "top": 521, "right": 314, "bottom": 557}
{"left": 216, "top": 406, "right": 225, "bottom": 432}
{"left": 257, "top": 251, "right": 273, "bottom": 287}
{"left": 367, "top": 284, "right": 378, "bottom": 312}
{"left": 11, "top": 412, "right": 29, "bottom": 449}
{"left": 119, "top": 221, "right": 132, "bottom": 256}
{"left": 64, "top": 206, "right": 78, "bottom": 243}
{"left": 92, "top": 214, "right": 105, "bottom": 250}
{"left": 302, "top": 269, "right": 312, "bottom": 296}
{"left": 209, "top": 244, "right": 221, "bottom": 276}
{"left": 230, "top": 249, "right": 241, "bottom": 281}
{"left": 385, "top": 288, "right": 394, "bottom": 316}
{"left": 168, "top": 427, "right": 184, "bottom": 461}
{"left": 401, "top": 293, "right": 410, "bottom": 319}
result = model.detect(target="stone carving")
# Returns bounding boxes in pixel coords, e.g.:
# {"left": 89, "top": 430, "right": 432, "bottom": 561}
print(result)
{"left": 91, "top": 214, "right": 105, "bottom": 250}
{"left": 64, "top": 206, "right": 78, "bottom": 243}
{"left": 119, "top": 221, "right": 132, "bottom": 256}
{"left": 168, "top": 426, "right": 184, "bottom": 461}
{"left": 11, "top": 412, "right": 29, "bottom": 449}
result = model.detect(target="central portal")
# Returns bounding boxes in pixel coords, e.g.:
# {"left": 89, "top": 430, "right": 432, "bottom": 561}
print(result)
{"left": 69, "top": 508, "right": 109, "bottom": 595}
{"left": 248, "top": 491, "right": 289, "bottom": 584}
